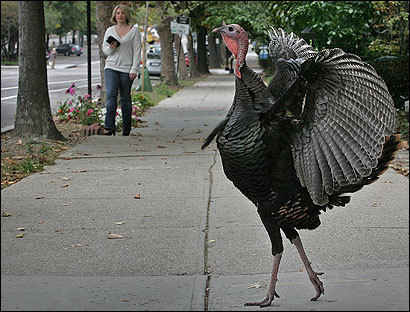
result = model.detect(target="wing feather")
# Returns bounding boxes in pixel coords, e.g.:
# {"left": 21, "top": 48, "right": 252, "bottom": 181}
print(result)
{"left": 267, "top": 29, "right": 396, "bottom": 205}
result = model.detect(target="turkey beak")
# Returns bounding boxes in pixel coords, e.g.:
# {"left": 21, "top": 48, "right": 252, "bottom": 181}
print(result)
{"left": 212, "top": 27, "right": 222, "bottom": 33}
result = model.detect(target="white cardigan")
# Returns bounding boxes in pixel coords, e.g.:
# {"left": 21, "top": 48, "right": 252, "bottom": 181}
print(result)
{"left": 102, "top": 25, "right": 141, "bottom": 75}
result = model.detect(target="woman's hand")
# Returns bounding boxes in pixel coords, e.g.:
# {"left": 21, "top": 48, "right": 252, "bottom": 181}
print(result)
{"left": 110, "top": 41, "right": 117, "bottom": 49}
{"left": 129, "top": 73, "right": 137, "bottom": 80}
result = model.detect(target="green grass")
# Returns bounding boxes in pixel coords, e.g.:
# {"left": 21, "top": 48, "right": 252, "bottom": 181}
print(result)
{"left": 133, "top": 77, "right": 204, "bottom": 107}
{"left": 1, "top": 60, "right": 18, "bottom": 66}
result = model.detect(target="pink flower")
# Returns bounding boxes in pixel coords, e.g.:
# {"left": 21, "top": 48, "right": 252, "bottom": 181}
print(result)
{"left": 84, "top": 94, "right": 91, "bottom": 99}
{"left": 70, "top": 82, "right": 76, "bottom": 88}
{"left": 86, "top": 109, "right": 93, "bottom": 116}
{"left": 66, "top": 87, "right": 75, "bottom": 95}
{"left": 69, "top": 107, "right": 75, "bottom": 112}
{"left": 67, "top": 100, "right": 72, "bottom": 106}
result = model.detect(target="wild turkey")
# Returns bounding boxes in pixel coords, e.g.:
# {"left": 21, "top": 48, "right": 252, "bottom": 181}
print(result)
{"left": 203, "top": 22, "right": 399, "bottom": 307}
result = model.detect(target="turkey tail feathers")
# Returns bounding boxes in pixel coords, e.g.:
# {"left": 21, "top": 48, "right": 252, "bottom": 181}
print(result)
{"left": 267, "top": 27, "right": 317, "bottom": 63}
{"left": 336, "top": 134, "right": 401, "bottom": 194}
{"left": 267, "top": 28, "right": 398, "bottom": 206}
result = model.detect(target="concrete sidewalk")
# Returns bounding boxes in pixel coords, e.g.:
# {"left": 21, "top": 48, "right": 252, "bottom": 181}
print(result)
{"left": 1, "top": 51, "right": 409, "bottom": 311}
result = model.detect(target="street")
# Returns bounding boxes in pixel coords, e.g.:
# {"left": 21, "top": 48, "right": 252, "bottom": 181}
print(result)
{"left": 1, "top": 45, "right": 160, "bottom": 132}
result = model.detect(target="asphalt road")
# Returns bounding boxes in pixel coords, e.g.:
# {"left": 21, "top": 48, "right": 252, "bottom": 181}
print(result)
{"left": 1, "top": 46, "right": 160, "bottom": 132}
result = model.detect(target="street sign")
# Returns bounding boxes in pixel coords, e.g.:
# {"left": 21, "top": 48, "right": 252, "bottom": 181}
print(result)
{"left": 176, "top": 16, "right": 190, "bottom": 25}
{"left": 171, "top": 16, "right": 190, "bottom": 35}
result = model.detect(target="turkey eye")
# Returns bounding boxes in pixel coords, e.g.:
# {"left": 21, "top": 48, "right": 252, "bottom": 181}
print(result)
{"left": 228, "top": 26, "right": 234, "bottom": 32}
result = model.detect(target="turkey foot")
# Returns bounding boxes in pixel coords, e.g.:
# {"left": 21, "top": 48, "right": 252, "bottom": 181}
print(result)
{"left": 244, "top": 252, "right": 282, "bottom": 307}
{"left": 308, "top": 269, "right": 324, "bottom": 301}
{"left": 291, "top": 236, "right": 325, "bottom": 301}
{"left": 244, "top": 290, "right": 280, "bottom": 307}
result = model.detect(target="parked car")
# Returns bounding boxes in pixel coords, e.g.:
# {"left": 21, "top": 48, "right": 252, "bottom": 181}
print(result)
{"left": 142, "top": 51, "right": 161, "bottom": 76}
{"left": 184, "top": 51, "right": 197, "bottom": 67}
{"left": 55, "top": 44, "right": 83, "bottom": 56}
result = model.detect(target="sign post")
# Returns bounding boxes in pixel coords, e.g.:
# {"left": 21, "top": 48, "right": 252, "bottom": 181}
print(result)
{"left": 171, "top": 17, "right": 190, "bottom": 77}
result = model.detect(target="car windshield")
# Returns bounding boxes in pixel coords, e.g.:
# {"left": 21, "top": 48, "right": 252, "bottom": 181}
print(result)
{"left": 147, "top": 53, "right": 161, "bottom": 60}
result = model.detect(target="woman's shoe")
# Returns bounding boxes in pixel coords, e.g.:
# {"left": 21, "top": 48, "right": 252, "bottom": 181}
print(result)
{"left": 103, "top": 129, "right": 115, "bottom": 136}
{"left": 122, "top": 132, "right": 130, "bottom": 136}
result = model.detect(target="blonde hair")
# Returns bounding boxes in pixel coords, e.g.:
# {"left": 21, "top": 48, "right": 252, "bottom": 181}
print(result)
{"left": 110, "top": 4, "right": 131, "bottom": 25}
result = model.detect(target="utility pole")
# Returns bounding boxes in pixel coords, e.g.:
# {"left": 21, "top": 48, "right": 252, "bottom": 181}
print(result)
{"left": 141, "top": 1, "right": 149, "bottom": 92}
{"left": 87, "top": 1, "right": 91, "bottom": 97}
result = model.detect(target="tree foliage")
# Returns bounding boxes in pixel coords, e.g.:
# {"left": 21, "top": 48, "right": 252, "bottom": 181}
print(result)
{"left": 1, "top": 1, "right": 18, "bottom": 59}
{"left": 368, "top": 1, "right": 409, "bottom": 57}
{"left": 266, "top": 1, "right": 408, "bottom": 58}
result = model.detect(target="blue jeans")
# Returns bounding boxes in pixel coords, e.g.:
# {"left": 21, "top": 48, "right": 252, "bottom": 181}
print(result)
{"left": 104, "top": 68, "right": 133, "bottom": 134}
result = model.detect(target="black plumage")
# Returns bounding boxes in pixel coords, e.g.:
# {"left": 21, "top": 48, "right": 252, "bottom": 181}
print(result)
{"left": 203, "top": 23, "right": 400, "bottom": 307}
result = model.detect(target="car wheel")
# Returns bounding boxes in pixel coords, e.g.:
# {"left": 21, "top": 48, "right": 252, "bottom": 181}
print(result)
{"left": 64, "top": 51, "right": 69, "bottom": 56}
{"left": 77, "top": 54, "right": 81, "bottom": 56}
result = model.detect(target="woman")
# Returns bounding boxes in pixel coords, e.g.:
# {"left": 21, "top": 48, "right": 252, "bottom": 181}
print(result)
{"left": 50, "top": 48, "right": 57, "bottom": 69}
{"left": 102, "top": 4, "right": 141, "bottom": 136}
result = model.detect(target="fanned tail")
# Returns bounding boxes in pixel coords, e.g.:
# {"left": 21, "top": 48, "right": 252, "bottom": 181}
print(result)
{"left": 337, "top": 134, "right": 402, "bottom": 194}
{"left": 272, "top": 134, "right": 401, "bottom": 230}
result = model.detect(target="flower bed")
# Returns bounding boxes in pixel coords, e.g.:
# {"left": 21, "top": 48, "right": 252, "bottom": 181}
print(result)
{"left": 55, "top": 83, "right": 154, "bottom": 132}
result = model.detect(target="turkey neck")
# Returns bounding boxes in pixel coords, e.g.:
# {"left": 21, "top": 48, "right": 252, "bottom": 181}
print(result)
{"left": 235, "top": 34, "right": 249, "bottom": 78}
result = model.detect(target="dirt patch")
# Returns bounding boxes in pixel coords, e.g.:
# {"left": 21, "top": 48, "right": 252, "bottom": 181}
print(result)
{"left": 1, "top": 122, "right": 86, "bottom": 189}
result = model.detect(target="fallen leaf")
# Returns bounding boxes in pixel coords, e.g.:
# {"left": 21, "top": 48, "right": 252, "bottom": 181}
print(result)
{"left": 62, "top": 177, "right": 70, "bottom": 181}
{"left": 247, "top": 283, "right": 267, "bottom": 289}
{"left": 2, "top": 212, "right": 13, "bottom": 217}
{"left": 134, "top": 193, "right": 141, "bottom": 199}
{"left": 70, "top": 243, "right": 88, "bottom": 247}
{"left": 16, "top": 227, "right": 26, "bottom": 231}
{"left": 157, "top": 145, "right": 167, "bottom": 148}
{"left": 72, "top": 170, "right": 87, "bottom": 173}
{"left": 35, "top": 196, "right": 45, "bottom": 199}
{"left": 209, "top": 240, "right": 216, "bottom": 243}
{"left": 114, "top": 221, "right": 124, "bottom": 225}
{"left": 61, "top": 184, "right": 69, "bottom": 188}
{"left": 15, "top": 233, "right": 25, "bottom": 238}
{"left": 107, "top": 233, "right": 124, "bottom": 239}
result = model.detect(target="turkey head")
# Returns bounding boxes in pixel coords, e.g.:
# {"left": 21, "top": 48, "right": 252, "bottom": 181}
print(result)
{"left": 212, "top": 21, "right": 248, "bottom": 78}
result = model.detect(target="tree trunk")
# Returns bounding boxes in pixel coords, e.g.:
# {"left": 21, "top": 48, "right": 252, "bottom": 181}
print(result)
{"left": 96, "top": 1, "right": 115, "bottom": 104}
{"left": 197, "top": 26, "right": 209, "bottom": 75}
{"left": 13, "top": 1, "right": 65, "bottom": 141}
{"left": 208, "top": 32, "right": 221, "bottom": 68}
{"left": 158, "top": 16, "right": 178, "bottom": 86}
{"left": 220, "top": 40, "right": 227, "bottom": 68}
{"left": 187, "top": 31, "right": 199, "bottom": 78}
{"left": 174, "top": 34, "right": 188, "bottom": 80}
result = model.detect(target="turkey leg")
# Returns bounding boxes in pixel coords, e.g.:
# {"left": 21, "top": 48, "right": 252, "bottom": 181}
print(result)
{"left": 291, "top": 235, "right": 324, "bottom": 301}
{"left": 244, "top": 252, "right": 282, "bottom": 307}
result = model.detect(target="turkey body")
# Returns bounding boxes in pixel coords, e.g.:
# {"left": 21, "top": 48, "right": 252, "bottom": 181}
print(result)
{"left": 206, "top": 22, "right": 400, "bottom": 307}
{"left": 216, "top": 69, "right": 327, "bottom": 236}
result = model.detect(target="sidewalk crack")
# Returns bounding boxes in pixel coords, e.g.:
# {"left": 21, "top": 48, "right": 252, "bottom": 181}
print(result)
{"left": 203, "top": 149, "right": 217, "bottom": 311}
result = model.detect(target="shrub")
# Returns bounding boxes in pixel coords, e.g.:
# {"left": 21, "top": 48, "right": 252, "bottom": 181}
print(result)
{"left": 367, "top": 56, "right": 409, "bottom": 109}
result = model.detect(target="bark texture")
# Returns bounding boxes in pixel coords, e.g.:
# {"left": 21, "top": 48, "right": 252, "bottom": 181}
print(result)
{"left": 157, "top": 16, "right": 178, "bottom": 86}
{"left": 96, "top": 1, "right": 116, "bottom": 104}
{"left": 14, "top": 1, "right": 64, "bottom": 140}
